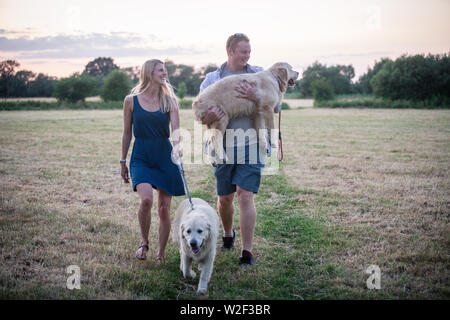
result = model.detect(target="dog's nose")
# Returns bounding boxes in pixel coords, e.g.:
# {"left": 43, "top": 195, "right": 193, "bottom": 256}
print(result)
{"left": 190, "top": 240, "right": 198, "bottom": 248}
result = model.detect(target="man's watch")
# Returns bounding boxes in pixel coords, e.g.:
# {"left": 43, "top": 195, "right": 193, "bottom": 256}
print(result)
{"left": 120, "top": 159, "right": 126, "bottom": 164}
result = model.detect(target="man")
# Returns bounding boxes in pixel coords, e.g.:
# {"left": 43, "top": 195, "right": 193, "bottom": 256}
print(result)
{"left": 198, "top": 33, "right": 281, "bottom": 266}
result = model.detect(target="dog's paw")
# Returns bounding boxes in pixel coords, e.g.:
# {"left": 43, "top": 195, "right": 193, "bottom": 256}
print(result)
{"left": 197, "top": 286, "right": 208, "bottom": 295}
{"left": 208, "top": 154, "right": 218, "bottom": 167}
{"left": 183, "top": 270, "right": 196, "bottom": 279}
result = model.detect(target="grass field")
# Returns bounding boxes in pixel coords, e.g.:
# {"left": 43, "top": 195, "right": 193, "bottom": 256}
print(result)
{"left": 0, "top": 107, "right": 448, "bottom": 299}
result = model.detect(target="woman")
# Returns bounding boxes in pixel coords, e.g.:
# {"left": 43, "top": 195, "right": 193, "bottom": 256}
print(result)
{"left": 120, "top": 59, "right": 185, "bottom": 262}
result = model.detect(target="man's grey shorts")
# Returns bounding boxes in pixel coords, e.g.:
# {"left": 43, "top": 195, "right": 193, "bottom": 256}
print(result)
{"left": 213, "top": 145, "right": 265, "bottom": 196}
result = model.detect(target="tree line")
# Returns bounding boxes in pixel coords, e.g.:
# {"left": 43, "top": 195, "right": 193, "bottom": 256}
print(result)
{"left": 0, "top": 57, "right": 218, "bottom": 102}
{"left": 295, "top": 53, "right": 449, "bottom": 103}
{"left": 1, "top": 53, "right": 449, "bottom": 104}
{"left": 0, "top": 60, "right": 57, "bottom": 98}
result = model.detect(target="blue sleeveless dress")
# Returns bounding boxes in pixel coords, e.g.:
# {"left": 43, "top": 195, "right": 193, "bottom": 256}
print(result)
{"left": 129, "top": 95, "right": 185, "bottom": 196}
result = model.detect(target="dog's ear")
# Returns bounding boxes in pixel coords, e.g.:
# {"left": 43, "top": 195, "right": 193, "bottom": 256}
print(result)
{"left": 275, "top": 67, "right": 288, "bottom": 92}
{"left": 180, "top": 224, "right": 185, "bottom": 239}
{"left": 205, "top": 223, "right": 212, "bottom": 240}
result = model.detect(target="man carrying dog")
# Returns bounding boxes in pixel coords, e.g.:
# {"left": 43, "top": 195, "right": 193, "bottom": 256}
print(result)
{"left": 198, "top": 33, "right": 281, "bottom": 266}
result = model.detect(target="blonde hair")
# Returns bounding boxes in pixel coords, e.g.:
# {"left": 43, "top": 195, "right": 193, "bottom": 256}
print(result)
{"left": 226, "top": 33, "right": 250, "bottom": 51}
{"left": 131, "top": 59, "right": 178, "bottom": 113}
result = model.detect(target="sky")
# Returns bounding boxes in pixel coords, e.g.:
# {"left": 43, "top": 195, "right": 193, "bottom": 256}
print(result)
{"left": 0, "top": 0, "right": 449, "bottom": 79}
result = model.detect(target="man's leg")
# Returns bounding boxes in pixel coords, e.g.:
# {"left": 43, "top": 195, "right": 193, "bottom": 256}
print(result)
{"left": 236, "top": 186, "right": 256, "bottom": 253}
{"left": 217, "top": 193, "right": 235, "bottom": 236}
{"left": 214, "top": 163, "right": 236, "bottom": 244}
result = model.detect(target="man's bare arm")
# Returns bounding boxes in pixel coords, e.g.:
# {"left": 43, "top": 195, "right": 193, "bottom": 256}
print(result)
{"left": 201, "top": 106, "right": 225, "bottom": 126}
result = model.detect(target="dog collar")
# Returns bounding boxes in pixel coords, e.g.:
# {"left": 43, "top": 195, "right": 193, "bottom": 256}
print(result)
{"left": 270, "top": 70, "right": 285, "bottom": 92}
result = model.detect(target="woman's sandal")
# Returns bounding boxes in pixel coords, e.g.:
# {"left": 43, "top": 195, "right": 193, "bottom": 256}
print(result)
{"left": 135, "top": 244, "right": 149, "bottom": 261}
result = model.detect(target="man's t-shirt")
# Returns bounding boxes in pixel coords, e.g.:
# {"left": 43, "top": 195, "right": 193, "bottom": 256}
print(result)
{"left": 221, "top": 66, "right": 260, "bottom": 163}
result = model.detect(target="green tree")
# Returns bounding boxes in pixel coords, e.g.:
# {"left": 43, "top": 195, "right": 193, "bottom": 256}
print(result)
{"left": 121, "top": 66, "right": 139, "bottom": 85}
{"left": 11, "top": 70, "right": 35, "bottom": 97}
{"left": 83, "top": 57, "right": 119, "bottom": 77}
{"left": 370, "top": 53, "right": 450, "bottom": 101}
{"left": 298, "top": 61, "right": 355, "bottom": 97}
{"left": 326, "top": 65, "right": 354, "bottom": 94}
{"left": 0, "top": 60, "right": 54, "bottom": 97}
{"left": 0, "top": 60, "right": 20, "bottom": 97}
{"left": 176, "top": 81, "right": 187, "bottom": 100}
{"left": 356, "top": 58, "right": 391, "bottom": 94}
{"left": 202, "top": 64, "right": 218, "bottom": 75}
{"left": 298, "top": 62, "right": 324, "bottom": 97}
{"left": 164, "top": 59, "right": 207, "bottom": 96}
{"left": 27, "top": 73, "right": 56, "bottom": 97}
{"left": 53, "top": 73, "right": 96, "bottom": 102}
{"left": 100, "top": 70, "right": 132, "bottom": 101}
{"left": 164, "top": 60, "right": 177, "bottom": 79}
{"left": 83, "top": 57, "right": 120, "bottom": 95}
{"left": 311, "top": 78, "right": 335, "bottom": 101}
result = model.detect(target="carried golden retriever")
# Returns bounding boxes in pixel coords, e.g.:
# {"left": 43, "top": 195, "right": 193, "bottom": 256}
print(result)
{"left": 172, "top": 198, "right": 219, "bottom": 294}
{"left": 192, "top": 62, "right": 299, "bottom": 164}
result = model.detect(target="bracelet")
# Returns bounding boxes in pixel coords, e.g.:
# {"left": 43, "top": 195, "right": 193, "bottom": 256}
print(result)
{"left": 119, "top": 159, "right": 126, "bottom": 163}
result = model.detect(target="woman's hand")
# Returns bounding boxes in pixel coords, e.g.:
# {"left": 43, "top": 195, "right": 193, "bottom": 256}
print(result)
{"left": 235, "top": 80, "right": 258, "bottom": 102}
{"left": 171, "top": 143, "right": 183, "bottom": 163}
{"left": 121, "top": 163, "right": 130, "bottom": 183}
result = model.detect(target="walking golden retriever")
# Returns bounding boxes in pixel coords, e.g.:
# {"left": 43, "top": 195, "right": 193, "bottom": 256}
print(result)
{"left": 173, "top": 198, "right": 219, "bottom": 294}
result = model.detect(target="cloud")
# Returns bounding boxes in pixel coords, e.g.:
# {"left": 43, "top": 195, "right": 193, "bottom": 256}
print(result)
{"left": 0, "top": 28, "right": 40, "bottom": 36}
{"left": 0, "top": 31, "right": 202, "bottom": 59}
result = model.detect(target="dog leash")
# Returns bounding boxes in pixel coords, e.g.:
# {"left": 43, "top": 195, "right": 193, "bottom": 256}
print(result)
{"left": 277, "top": 109, "right": 283, "bottom": 162}
{"left": 177, "top": 153, "right": 195, "bottom": 211}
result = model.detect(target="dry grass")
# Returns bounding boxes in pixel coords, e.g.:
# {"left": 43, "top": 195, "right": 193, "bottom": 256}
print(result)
{"left": 280, "top": 108, "right": 450, "bottom": 298}
{"left": 0, "top": 108, "right": 448, "bottom": 299}
{"left": 283, "top": 98, "right": 314, "bottom": 108}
